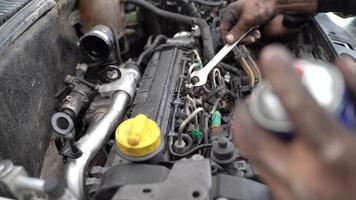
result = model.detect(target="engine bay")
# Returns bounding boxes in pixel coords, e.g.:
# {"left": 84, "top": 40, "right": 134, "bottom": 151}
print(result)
{"left": 1, "top": 0, "right": 356, "bottom": 199}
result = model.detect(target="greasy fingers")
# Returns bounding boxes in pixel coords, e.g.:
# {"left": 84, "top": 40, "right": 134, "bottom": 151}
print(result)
{"left": 336, "top": 56, "right": 356, "bottom": 96}
{"left": 226, "top": 17, "right": 249, "bottom": 43}
{"left": 240, "top": 30, "right": 262, "bottom": 44}
{"left": 259, "top": 45, "right": 337, "bottom": 148}
{"left": 220, "top": 2, "right": 249, "bottom": 43}
{"left": 232, "top": 104, "right": 291, "bottom": 189}
{"left": 232, "top": 104, "right": 289, "bottom": 166}
{"left": 220, "top": 0, "right": 277, "bottom": 44}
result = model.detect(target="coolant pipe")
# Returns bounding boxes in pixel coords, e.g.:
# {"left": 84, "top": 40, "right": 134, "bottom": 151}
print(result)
{"left": 65, "top": 91, "right": 130, "bottom": 199}
{"left": 125, "top": 0, "right": 215, "bottom": 60}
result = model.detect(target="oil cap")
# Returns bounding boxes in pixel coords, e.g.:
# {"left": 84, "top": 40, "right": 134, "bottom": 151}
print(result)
{"left": 115, "top": 114, "right": 161, "bottom": 158}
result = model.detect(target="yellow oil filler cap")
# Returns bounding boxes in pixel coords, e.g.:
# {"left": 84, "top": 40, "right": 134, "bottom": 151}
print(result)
{"left": 115, "top": 114, "right": 161, "bottom": 157}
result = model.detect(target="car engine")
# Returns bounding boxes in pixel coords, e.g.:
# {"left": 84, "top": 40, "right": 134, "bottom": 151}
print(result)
{"left": 0, "top": 0, "right": 356, "bottom": 200}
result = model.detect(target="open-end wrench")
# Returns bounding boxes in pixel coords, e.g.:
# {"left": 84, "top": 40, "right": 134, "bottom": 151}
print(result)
{"left": 188, "top": 27, "right": 257, "bottom": 88}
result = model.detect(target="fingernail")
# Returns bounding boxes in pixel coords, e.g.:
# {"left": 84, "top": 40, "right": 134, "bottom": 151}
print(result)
{"left": 226, "top": 34, "right": 235, "bottom": 43}
{"left": 249, "top": 36, "right": 255, "bottom": 43}
{"left": 255, "top": 31, "right": 261, "bottom": 39}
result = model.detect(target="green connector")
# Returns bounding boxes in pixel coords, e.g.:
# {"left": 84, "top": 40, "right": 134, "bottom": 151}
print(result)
{"left": 212, "top": 111, "right": 222, "bottom": 127}
{"left": 192, "top": 128, "right": 203, "bottom": 140}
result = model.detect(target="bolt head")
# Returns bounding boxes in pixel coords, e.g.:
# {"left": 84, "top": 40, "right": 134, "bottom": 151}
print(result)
{"left": 218, "top": 137, "right": 228, "bottom": 148}
{"left": 107, "top": 70, "right": 119, "bottom": 80}
{"left": 65, "top": 95, "right": 73, "bottom": 101}
{"left": 174, "top": 140, "right": 186, "bottom": 153}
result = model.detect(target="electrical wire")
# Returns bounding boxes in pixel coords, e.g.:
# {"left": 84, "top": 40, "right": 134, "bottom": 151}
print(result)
{"left": 188, "top": 0, "right": 225, "bottom": 7}
{"left": 242, "top": 46, "right": 262, "bottom": 83}
{"left": 112, "top": 29, "right": 122, "bottom": 64}
{"left": 169, "top": 142, "right": 213, "bottom": 157}
{"left": 234, "top": 46, "right": 256, "bottom": 87}
{"left": 241, "top": 57, "right": 256, "bottom": 87}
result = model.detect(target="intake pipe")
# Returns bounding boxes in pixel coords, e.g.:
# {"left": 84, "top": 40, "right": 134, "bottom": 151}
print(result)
{"left": 79, "top": 25, "right": 115, "bottom": 61}
{"left": 65, "top": 66, "right": 140, "bottom": 199}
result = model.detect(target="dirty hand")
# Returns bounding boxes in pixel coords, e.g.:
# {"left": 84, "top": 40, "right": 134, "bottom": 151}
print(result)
{"left": 220, "top": 0, "right": 318, "bottom": 44}
{"left": 232, "top": 45, "right": 356, "bottom": 200}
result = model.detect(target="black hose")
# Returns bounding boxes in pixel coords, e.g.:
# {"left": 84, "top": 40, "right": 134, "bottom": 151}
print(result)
{"left": 126, "top": 0, "right": 215, "bottom": 61}
{"left": 221, "top": 63, "right": 244, "bottom": 76}
{"left": 169, "top": 142, "right": 213, "bottom": 157}
{"left": 112, "top": 29, "right": 123, "bottom": 64}
{"left": 188, "top": 0, "right": 225, "bottom": 7}
{"left": 136, "top": 35, "right": 168, "bottom": 67}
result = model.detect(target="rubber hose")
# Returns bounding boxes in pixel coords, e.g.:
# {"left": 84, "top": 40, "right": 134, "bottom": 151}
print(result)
{"left": 125, "top": 0, "right": 215, "bottom": 60}
{"left": 136, "top": 34, "right": 168, "bottom": 67}
{"left": 189, "top": 0, "right": 225, "bottom": 7}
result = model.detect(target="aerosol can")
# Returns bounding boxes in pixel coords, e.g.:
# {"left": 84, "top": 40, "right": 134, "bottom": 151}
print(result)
{"left": 249, "top": 60, "right": 355, "bottom": 140}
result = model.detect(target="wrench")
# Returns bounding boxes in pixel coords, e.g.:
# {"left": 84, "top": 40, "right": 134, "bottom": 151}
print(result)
{"left": 188, "top": 27, "right": 256, "bottom": 87}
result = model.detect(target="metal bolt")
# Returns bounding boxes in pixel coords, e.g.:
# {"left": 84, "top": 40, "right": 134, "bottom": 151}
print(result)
{"left": 224, "top": 72, "right": 231, "bottom": 83}
{"left": 88, "top": 107, "right": 95, "bottom": 113}
{"left": 191, "top": 154, "right": 205, "bottom": 161}
{"left": 106, "top": 70, "right": 119, "bottom": 80}
{"left": 83, "top": 96, "right": 89, "bottom": 102}
{"left": 65, "top": 95, "right": 73, "bottom": 101}
{"left": 218, "top": 137, "right": 228, "bottom": 148}
{"left": 174, "top": 140, "right": 186, "bottom": 153}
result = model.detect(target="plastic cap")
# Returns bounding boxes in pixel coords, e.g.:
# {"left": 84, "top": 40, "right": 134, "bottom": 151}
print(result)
{"left": 115, "top": 114, "right": 161, "bottom": 157}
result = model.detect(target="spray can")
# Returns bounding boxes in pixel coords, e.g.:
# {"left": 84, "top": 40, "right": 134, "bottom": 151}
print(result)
{"left": 248, "top": 60, "right": 355, "bottom": 140}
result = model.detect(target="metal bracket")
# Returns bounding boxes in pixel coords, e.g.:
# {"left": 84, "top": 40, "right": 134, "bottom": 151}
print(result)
{"left": 97, "top": 68, "right": 141, "bottom": 101}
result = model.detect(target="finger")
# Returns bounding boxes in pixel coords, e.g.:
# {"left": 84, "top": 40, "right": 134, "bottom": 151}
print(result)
{"left": 232, "top": 104, "right": 290, "bottom": 169}
{"left": 252, "top": 29, "right": 262, "bottom": 40}
{"left": 232, "top": 104, "right": 297, "bottom": 196}
{"left": 335, "top": 56, "right": 356, "bottom": 96}
{"left": 220, "top": 8, "right": 236, "bottom": 43}
{"left": 259, "top": 45, "right": 338, "bottom": 148}
{"left": 239, "top": 30, "right": 262, "bottom": 44}
{"left": 226, "top": 19, "right": 249, "bottom": 44}
{"left": 240, "top": 35, "right": 256, "bottom": 44}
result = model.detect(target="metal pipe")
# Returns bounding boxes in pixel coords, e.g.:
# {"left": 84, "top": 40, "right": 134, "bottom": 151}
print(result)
{"left": 80, "top": 25, "right": 115, "bottom": 61}
{"left": 15, "top": 176, "right": 45, "bottom": 192}
{"left": 177, "top": 107, "right": 205, "bottom": 145}
{"left": 65, "top": 91, "right": 130, "bottom": 199}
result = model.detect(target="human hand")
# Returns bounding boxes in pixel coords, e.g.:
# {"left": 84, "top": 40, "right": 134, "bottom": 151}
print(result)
{"left": 232, "top": 45, "right": 356, "bottom": 200}
{"left": 262, "top": 15, "right": 291, "bottom": 39}
{"left": 220, "top": 0, "right": 278, "bottom": 44}
{"left": 220, "top": 0, "right": 318, "bottom": 44}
